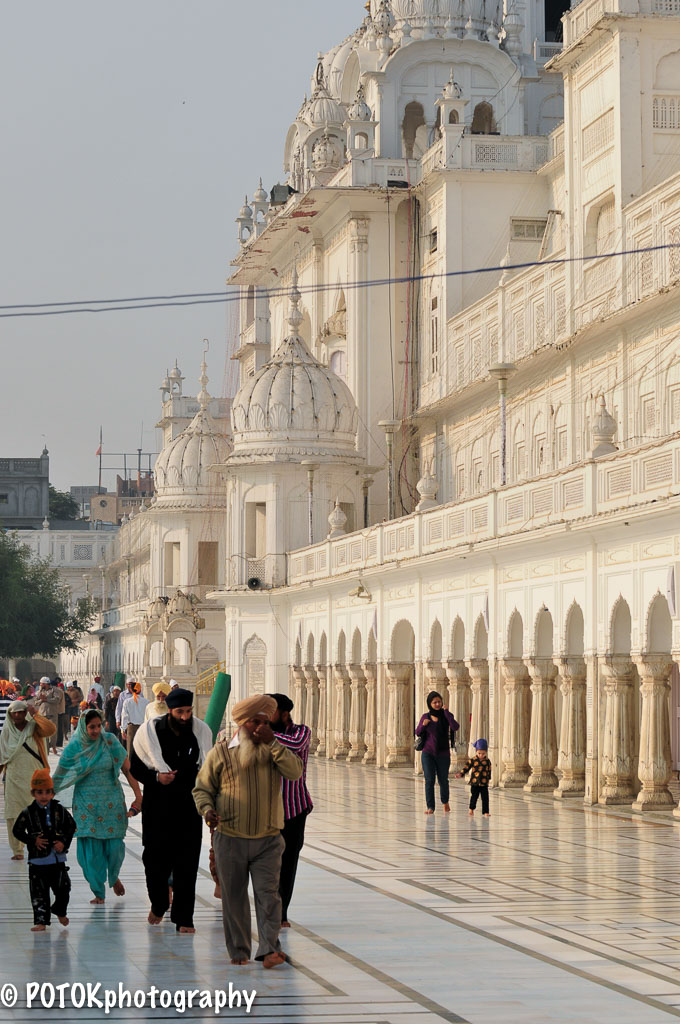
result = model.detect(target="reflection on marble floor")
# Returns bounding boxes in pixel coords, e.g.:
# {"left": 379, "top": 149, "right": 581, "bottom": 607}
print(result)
{"left": 5, "top": 756, "right": 680, "bottom": 1022}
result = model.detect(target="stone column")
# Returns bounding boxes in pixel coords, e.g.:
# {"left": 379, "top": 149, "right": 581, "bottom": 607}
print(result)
{"left": 314, "top": 663, "right": 327, "bottom": 758}
{"left": 554, "top": 657, "right": 587, "bottom": 798}
{"left": 499, "top": 659, "right": 532, "bottom": 788}
{"left": 362, "top": 662, "right": 377, "bottom": 764}
{"left": 333, "top": 663, "right": 351, "bottom": 759}
{"left": 385, "top": 662, "right": 413, "bottom": 767}
{"left": 445, "top": 660, "right": 471, "bottom": 770}
{"left": 466, "top": 659, "right": 489, "bottom": 753}
{"left": 633, "top": 654, "right": 674, "bottom": 811}
{"left": 599, "top": 656, "right": 636, "bottom": 805}
{"left": 303, "top": 664, "right": 320, "bottom": 754}
{"left": 347, "top": 664, "right": 368, "bottom": 762}
{"left": 292, "top": 667, "right": 307, "bottom": 724}
{"left": 524, "top": 658, "right": 558, "bottom": 792}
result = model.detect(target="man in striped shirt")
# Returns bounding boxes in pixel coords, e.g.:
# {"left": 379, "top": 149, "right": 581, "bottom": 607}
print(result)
{"left": 268, "top": 693, "right": 313, "bottom": 928}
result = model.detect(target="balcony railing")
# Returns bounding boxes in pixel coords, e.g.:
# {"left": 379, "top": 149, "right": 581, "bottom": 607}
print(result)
{"left": 287, "top": 433, "right": 680, "bottom": 586}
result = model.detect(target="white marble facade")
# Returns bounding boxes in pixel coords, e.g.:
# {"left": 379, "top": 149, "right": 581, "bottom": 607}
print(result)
{"left": 213, "top": 0, "right": 680, "bottom": 815}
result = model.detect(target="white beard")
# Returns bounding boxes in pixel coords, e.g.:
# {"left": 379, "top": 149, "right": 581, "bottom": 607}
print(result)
{"left": 236, "top": 727, "right": 270, "bottom": 770}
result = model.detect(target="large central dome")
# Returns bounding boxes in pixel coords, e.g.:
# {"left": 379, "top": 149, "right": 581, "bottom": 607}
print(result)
{"left": 230, "top": 272, "right": 361, "bottom": 465}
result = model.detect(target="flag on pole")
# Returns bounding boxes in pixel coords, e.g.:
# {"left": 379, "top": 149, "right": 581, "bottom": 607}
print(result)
{"left": 95, "top": 444, "right": 102, "bottom": 457}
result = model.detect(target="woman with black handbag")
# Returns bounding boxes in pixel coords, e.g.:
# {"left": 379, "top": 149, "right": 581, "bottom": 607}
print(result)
{"left": 415, "top": 691, "right": 459, "bottom": 815}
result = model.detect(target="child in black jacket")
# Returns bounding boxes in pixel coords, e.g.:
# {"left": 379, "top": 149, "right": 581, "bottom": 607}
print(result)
{"left": 456, "top": 738, "right": 492, "bottom": 817}
{"left": 12, "top": 768, "right": 76, "bottom": 931}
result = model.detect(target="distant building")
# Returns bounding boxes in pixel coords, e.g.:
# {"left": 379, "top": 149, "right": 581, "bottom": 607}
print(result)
{"left": 70, "top": 485, "right": 105, "bottom": 519}
{"left": 90, "top": 473, "right": 155, "bottom": 525}
{"left": 0, "top": 449, "right": 50, "bottom": 529}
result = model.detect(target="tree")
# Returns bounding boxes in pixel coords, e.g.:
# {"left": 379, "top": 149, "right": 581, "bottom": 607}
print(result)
{"left": 48, "top": 485, "right": 80, "bottom": 521}
{"left": 0, "top": 532, "right": 96, "bottom": 658}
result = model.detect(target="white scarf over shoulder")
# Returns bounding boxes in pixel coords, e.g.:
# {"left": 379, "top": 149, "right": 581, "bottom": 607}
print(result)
{"left": 132, "top": 714, "right": 213, "bottom": 773}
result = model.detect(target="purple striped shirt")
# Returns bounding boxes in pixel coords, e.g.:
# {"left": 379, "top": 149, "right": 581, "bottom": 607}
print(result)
{"left": 273, "top": 722, "right": 313, "bottom": 820}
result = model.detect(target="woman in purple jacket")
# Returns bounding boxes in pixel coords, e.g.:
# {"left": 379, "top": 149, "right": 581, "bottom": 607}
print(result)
{"left": 415, "top": 691, "right": 459, "bottom": 815}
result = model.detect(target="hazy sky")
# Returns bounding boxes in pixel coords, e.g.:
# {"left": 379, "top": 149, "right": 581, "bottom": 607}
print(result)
{"left": 1, "top": 1, "right": 361, "bottom": 491}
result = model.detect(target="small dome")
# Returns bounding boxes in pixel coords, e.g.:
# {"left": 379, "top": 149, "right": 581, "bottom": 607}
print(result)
{"left": 252, "top": 178, "right": 268, "bottom": 204}
{"left": 307, "top": 58, "right": 345, "bottom": 127}
{"left": 169, "top": 589, "right": 193, "bottom": 616}
{"left": 230, "top": 270, "right": 361, "bottom": 465}
{"left": 154, "top": 360, "right": 231, "bottom": 506}
{"left": 168, "top": 362, "right": 183, "bottom": 381}
{"left": 348, "top": 82, "right": 372, "bottom": 122}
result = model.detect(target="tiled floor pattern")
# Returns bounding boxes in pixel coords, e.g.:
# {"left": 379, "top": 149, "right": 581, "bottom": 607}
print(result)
{"left": 4, "top": 755, "right": 680, "bottom": 1021}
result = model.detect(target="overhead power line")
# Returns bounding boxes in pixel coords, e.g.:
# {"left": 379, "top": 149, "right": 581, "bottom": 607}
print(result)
{"left": 0, "top": 243, "right": 678, "bottom": 319}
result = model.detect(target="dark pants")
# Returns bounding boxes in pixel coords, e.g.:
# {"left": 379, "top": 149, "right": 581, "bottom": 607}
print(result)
{"left": 57, "top": 713, "right": 69, "bottom": 745}
{"left": 470, "top": 785, "right": 489, "bottom": 814}
{"left": 142, "top": 824, "right": 202, "bottom": 930}
{"left": 279, "top": 812, "right": 308, "bottom": 921}
{"left": 422, "top": 752, "right": 450, "bottom": 810}
{"left": 29, "top": 863, "right": 70, "bottom": 926}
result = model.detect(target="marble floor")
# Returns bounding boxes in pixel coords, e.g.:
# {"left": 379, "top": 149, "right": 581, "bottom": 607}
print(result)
{"left": 4, "top": 758, "right": 680, "bottom": 1022}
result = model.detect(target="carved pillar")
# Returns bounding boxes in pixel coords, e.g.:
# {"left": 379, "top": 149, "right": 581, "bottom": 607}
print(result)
{"left": 385, "top": 661, "right": 413, "bottom": 767}
{"left": 466, "top": 659, "right": 489, "bottom": 753}
{"left": 314, "top": 663, "right": 327, "bottom": 758}
{"left": 347, "top": 664, "right": 368, "bottom": 762}
{"left": 333, "top": 663, "right": 351, "bottom": 759}
{"left": 303, "top": 664, "right": 320, "bottom": 754}
{"left": 499, "top": 659, "right": 532, "bottom": 788}
{"left": 292, "top": 667, "right": 307, "bottom": 724}
{"left": 524, "top": 658, "right": 558, "bottom": 792}
{"left": 554, "top": 657, "right": 587, "bottom": 798}
{"left": 445, "top": 660, "right": 471, "bottom": 770}
{"left": 362, "top": 662, "right": 377, "bottom": 764}
{"left": 633, "top": 654, "right": 674, "bottom": 811}
{"left": 599, "top": 656, "right": 636, "bottom": 805}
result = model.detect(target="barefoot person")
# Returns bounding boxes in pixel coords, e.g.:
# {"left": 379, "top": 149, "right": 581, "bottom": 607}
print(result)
{"left": 53, "top": 710, "right": 142, "bottom": 903}
{"left": 415, "top": 691, "right": 459, "bottom": 815}
{"left": 0, "top": 699, "right": 56, "bottom": 860}
{"left": 267, "top": 693, "right": 313, "bottom": 927}
{"left": 131, "top": 687, "right": 212, "bottom": 934}
{"left": 456, "top": 738, "right": 492, "bottom": 817}
{"left": 193, "top": 695, "right": 303, "bottom": 969}
{"left": 12, "top": 768, "right": 76, "bottom": 931}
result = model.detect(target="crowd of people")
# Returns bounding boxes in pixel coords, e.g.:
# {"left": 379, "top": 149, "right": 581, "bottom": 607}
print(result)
{"left": 0, "top": 674, "right": 313, "bottom": 969}
{"left": 2, "top": 675, "right": 481, "bottom": 959}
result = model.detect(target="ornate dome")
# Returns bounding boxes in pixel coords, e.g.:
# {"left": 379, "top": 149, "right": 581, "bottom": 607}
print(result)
{"left": 368, "top": 0, "right": 501, "bottom": 36}
{"left": 230, "top": 270, "right": 361, "bottom": 465}
{"left": 153, "top": 360, "right": 231, "bottom": 506}
{"left": 306, "top": 59, "right": 346, "bottom": 127}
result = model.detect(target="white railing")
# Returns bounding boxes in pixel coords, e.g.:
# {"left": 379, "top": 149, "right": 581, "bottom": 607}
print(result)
{"left": 564, "top": 0, "right": 680, "bottom": 48}
{"left": 287, "top": 433, "right": 680, "bottom": 585}
{"left": 421, "top": 133, "right": 550, "bottom": 178}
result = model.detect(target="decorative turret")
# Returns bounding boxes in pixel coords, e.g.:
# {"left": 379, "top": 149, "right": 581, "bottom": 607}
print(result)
{"left": 591, "top": 396, "right": 618, "bottom": 459}
{"left": 328, "top": 498, "right": 348, "bottom": 539}
{"left": 236, "top": 195, "right": 254, "bottom": 245}
{"left": 416, "top": 461, "right": 439, "bottom": 511}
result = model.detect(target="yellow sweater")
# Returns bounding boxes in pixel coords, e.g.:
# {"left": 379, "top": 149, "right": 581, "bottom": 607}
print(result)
{"left": 192, "top": 739, "right": 302, "bottom": 839}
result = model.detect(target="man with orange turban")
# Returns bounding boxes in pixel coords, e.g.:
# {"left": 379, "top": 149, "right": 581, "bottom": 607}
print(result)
{"left": 193, "top": 694, "right": 302, "bottom": 968}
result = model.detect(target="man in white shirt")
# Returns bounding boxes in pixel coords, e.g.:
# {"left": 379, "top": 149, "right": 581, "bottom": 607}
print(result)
{"left": 115, "top": 678, "right": 136, "bottom": 730}
{"left": 120, "top": 683, "right": 150, "bottom": 759}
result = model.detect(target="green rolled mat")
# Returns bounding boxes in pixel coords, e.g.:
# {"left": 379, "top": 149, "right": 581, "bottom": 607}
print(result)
{"left": 204, "top": 672, "right": 231, "bottom": 742}
{"left": 113, "top": 671, "right": 126, "bottom": 690}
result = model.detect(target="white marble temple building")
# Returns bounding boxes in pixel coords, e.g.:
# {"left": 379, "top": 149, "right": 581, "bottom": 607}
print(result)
{"left": 211, "top": 0, "right": 680, "bottom": 814}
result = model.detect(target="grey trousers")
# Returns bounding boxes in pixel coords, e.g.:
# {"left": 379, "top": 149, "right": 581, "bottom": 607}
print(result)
{"left": 213, "top": 831, "right": 285, "bottom": 961}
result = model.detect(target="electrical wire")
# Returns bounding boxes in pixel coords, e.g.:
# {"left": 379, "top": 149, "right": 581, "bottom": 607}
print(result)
{"left": 1, "top": 243, "right": 678, "bottom": 318}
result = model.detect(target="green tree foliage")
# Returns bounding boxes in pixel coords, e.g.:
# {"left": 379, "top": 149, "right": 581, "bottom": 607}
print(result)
{"left": 48, "top": 485, "right": 80, "bottom": 521}
{"left": 0, "top": 532, "right": 96, "bottom": 658}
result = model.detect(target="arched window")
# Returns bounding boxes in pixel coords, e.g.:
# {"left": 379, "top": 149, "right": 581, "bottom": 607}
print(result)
{"left": 330, "top": 350, "right": 347, "bottom": 379}
{"left": 449, "top": 109, "right": 459, "bottom": 124}
{"left": 402, "top": 101, "right": 426, "bottom": 159}
{"left": 471, "top": 102, "right": 496, "bottom": 135}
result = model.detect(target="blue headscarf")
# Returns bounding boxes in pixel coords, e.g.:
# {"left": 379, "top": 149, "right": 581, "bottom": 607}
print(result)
{"left": 53, "top": 712, "right": 125, "bottom": 794}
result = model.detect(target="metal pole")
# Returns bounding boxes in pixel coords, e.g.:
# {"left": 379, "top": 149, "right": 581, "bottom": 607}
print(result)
{"left": 379, "top": 420, "right": 400, "bottom": 521}
{"left": 301, "top": 462, "right": 318, "bottom": 545}
{"left": 488, "top": 364, "right": 516, "bottom": 489}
